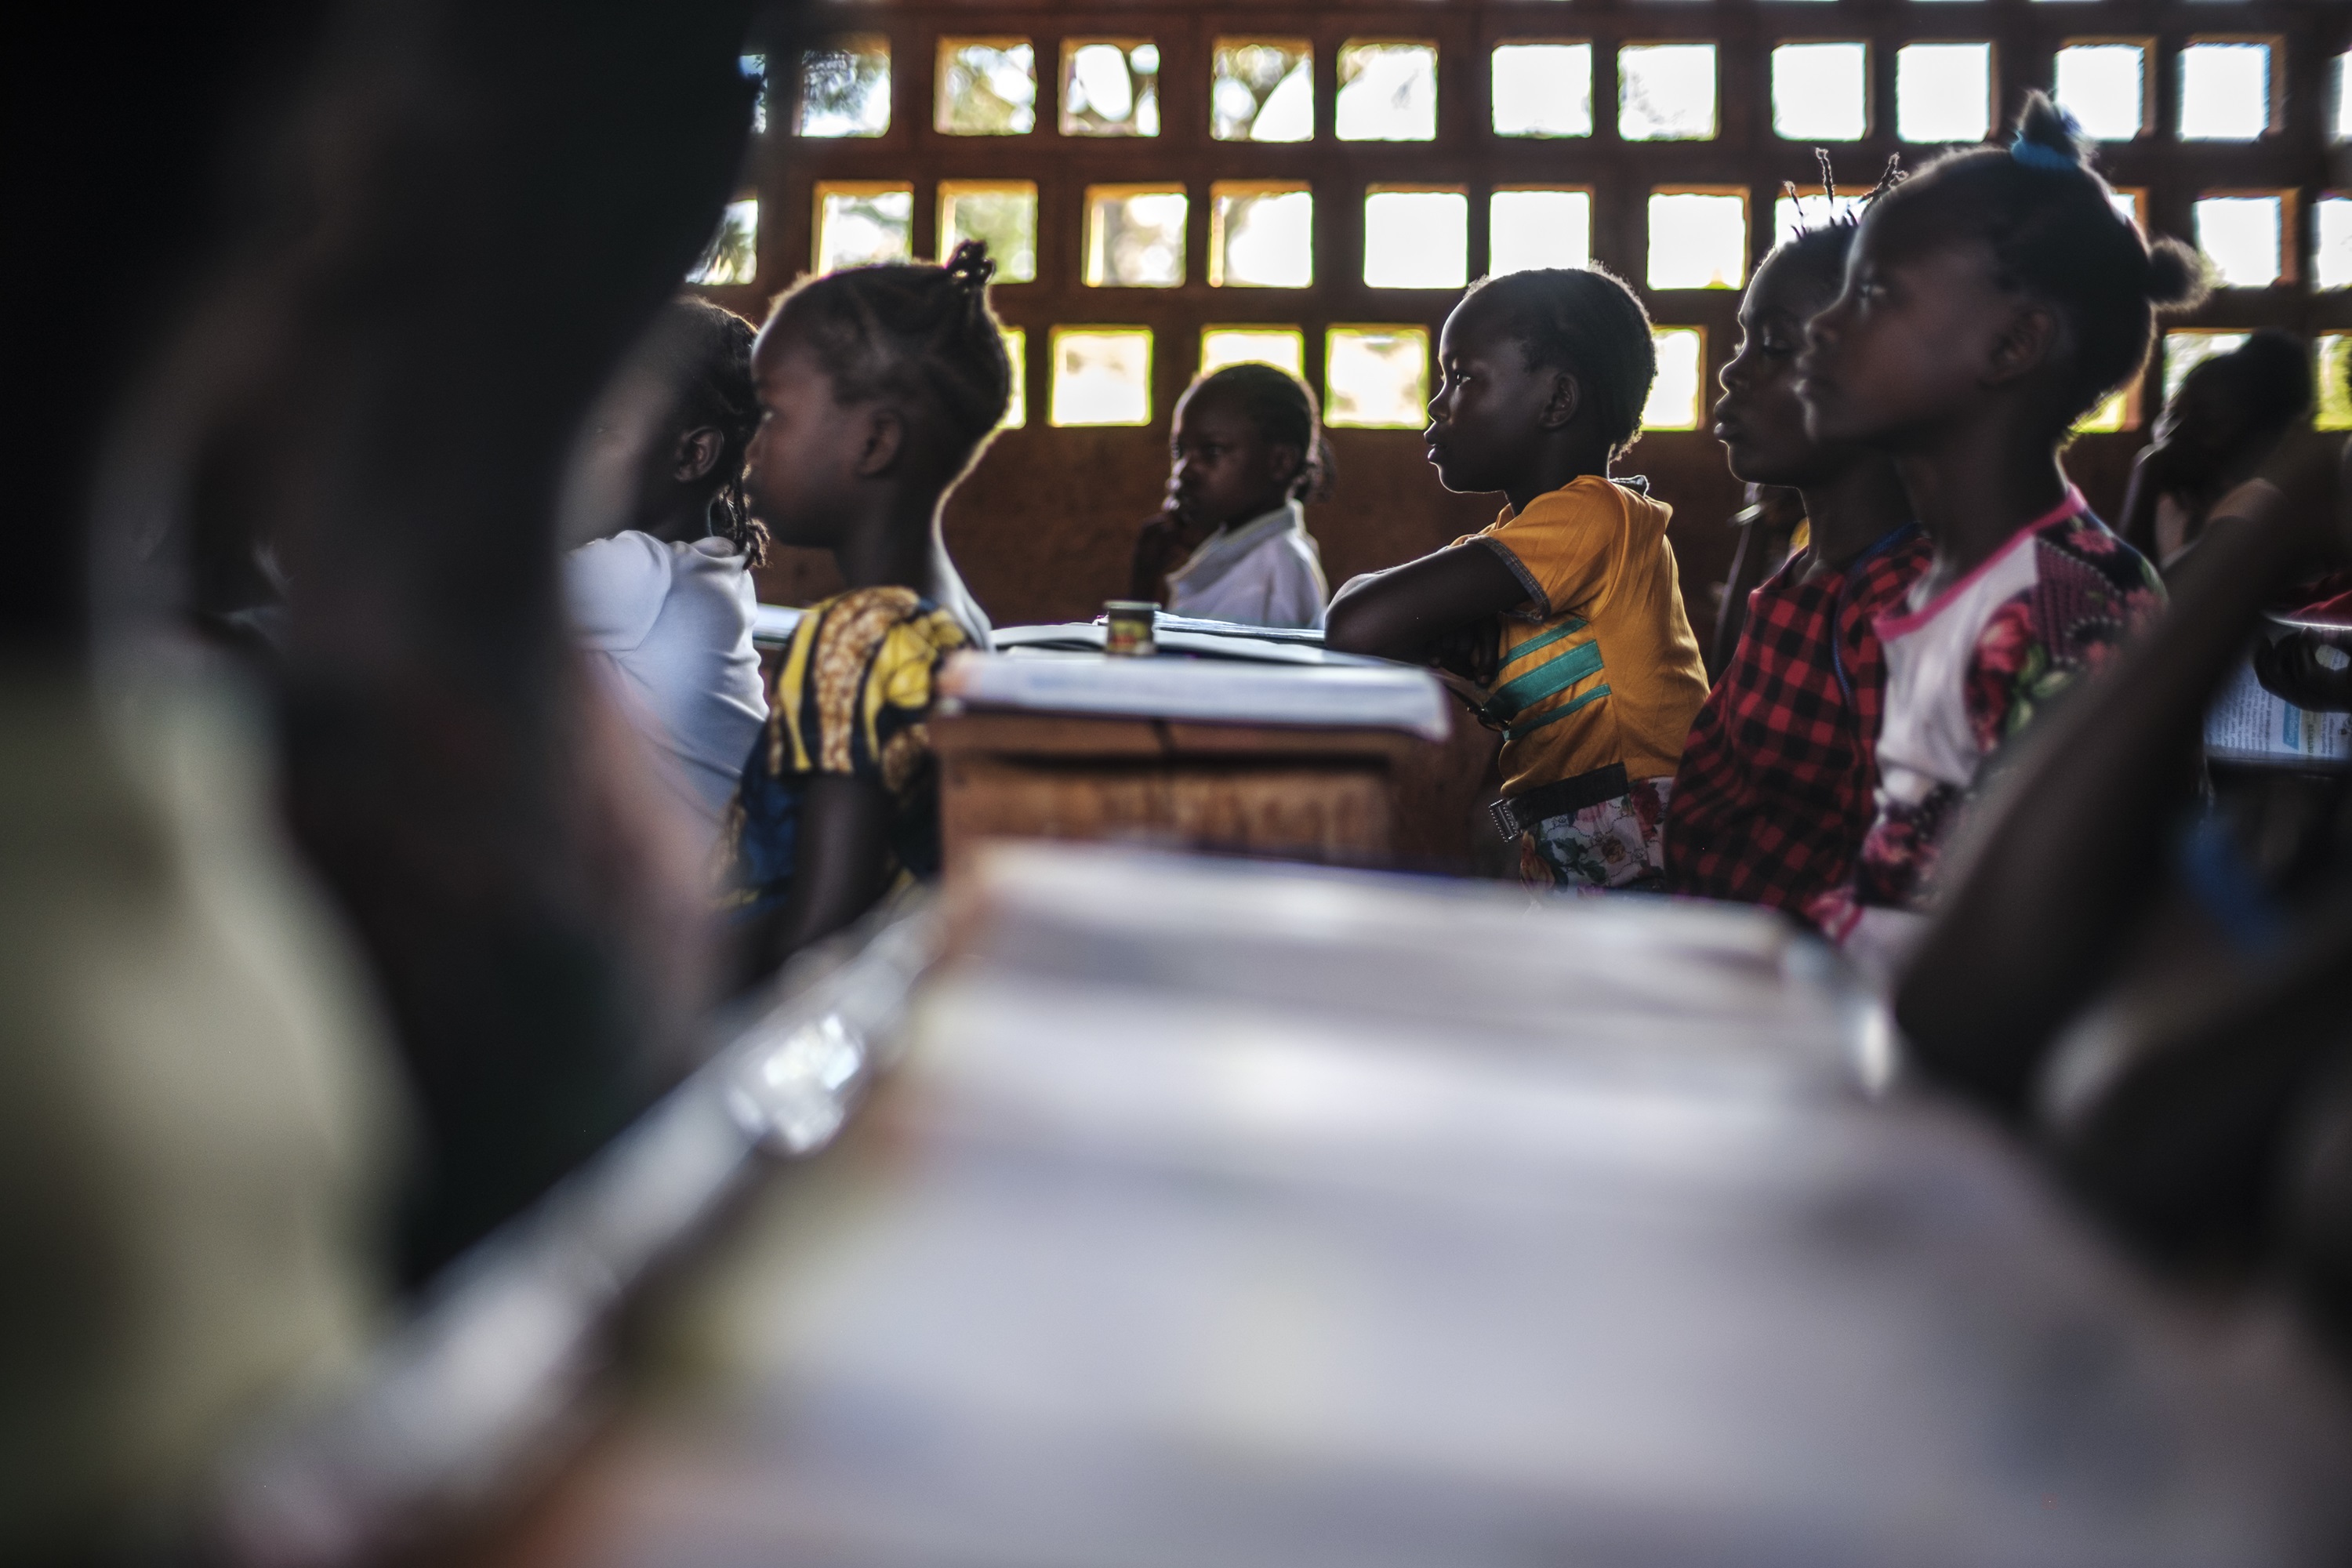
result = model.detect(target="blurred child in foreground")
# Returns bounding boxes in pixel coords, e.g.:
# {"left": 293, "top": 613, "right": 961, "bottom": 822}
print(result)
{"left": 1127, "top": 363, "right": 1333, "bottom": 629}
{"left": 724, "top": 242, "right": 1007, "bottom": 980}
{"left": 1326, "top": 267, "right": 1708, "bottom": 891}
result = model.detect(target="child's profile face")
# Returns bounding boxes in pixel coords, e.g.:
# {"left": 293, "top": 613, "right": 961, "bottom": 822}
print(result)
{"left": 1169, "top": 387, "right": 1298, "bottom": 529}
{"left": 743, "top": 324, "right": 866, "bottom": 547}
{"left": 1714, "top": 247, "right": 1846, "bottom": 489}
{"left": 2151, "top": 360, "right": 2259, "bottom": 487}
{"left": 1426, "top": 298, "right": 1563, "bottom": 496}
{"left": 1797, "top": 206, "right": 2017, "bottom": 452}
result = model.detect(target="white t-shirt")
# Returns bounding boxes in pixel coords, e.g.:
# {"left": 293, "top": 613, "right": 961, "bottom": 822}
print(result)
{"left": 564, "top": 531, "right": 768, "bottom": 843}
{"left": 1165, "top": 500, "right": 1329, "bottom": 630}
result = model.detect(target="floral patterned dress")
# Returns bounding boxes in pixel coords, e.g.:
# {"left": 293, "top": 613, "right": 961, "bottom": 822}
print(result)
{"left": 724, "top": 586, "right": 971, "bottom": 921}
{"left": 1809, "top": 490, "right": 2165, "bottom": 978}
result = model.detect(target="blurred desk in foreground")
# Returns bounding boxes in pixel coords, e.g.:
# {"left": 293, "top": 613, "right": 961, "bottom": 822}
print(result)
{"left": 934, "top": 647, "right": 1498, "bottom": 877}
{"left": 484, "top": 847, "right": 2352, "bottom": 1568}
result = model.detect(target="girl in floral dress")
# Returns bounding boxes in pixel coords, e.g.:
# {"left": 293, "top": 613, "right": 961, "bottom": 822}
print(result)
{"left": 724, "top": 242, "right": 1010, "bottom": 981}
{"left": 1795, "top": 94, "right": 2204, "bottom": 981}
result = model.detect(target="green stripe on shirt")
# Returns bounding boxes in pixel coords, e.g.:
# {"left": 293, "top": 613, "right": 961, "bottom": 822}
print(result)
{"left": 1487, "top": 635, "right": 1605, "bottom": 720}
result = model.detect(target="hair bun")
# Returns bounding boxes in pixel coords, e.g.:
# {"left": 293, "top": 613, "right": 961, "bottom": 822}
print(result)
{"left": 2142, "top": 235, "right": 2212, "bottom": 311}
{"left": 943, "top": 239, "right": 996, "bottom": 292}
{"left": 2010, "top": 90, "right": 2089, "bottom": 172}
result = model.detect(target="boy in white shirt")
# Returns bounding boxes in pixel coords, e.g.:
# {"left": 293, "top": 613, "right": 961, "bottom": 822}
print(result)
{"left": 1129, "top": 364, "right": 1331, "bottom": 630}
{"left": 557, "top": 299, "right": 769, "bottom": 847}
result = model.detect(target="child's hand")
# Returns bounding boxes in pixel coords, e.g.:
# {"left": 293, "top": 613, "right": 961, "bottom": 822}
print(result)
{"left": 1127, "top": 505, "right": 1210, "bottom": 603}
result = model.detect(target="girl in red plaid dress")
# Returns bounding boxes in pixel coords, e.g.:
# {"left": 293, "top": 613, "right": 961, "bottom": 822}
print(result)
{"left": 1665, "top": 208, "right": 1931, "bottom": 922}
{"left": 1795, "top": 96, "right": 2197, "bottom": 982}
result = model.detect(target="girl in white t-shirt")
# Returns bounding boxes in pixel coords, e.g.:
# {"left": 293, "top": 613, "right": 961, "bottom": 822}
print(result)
{"left": 557, "top": 299, "right": 770, "bottom": 846}
{"left": 1128, "top": 363, "right": 1332, "bottom": 630}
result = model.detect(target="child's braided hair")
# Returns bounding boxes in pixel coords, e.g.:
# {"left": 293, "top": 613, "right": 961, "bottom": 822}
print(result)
{"left": 1771, "top": 151, "right": 1907, "bottom": 282}
{"left": 647, "top": 296, "right": 764, "bottom": 563}
{"left": 1867, "top": 91, "right": 2208, "bottom": 426}
{"left": 768, "top": 239, "right": 1012, "bottom": 475}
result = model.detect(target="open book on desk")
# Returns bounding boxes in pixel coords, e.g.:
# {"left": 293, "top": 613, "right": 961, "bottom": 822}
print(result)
{"left": 938, "top": 649, "right": 1452, "bottom": 741}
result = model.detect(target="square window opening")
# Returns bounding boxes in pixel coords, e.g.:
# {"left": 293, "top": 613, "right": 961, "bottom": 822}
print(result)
{"left": 1494, "top": 43, "right": 1593, "bottom": 139}
{"left": 938, "top": 38, "right": 1036, "bottom": 136}
{"left": 1363, "top": 188, "right": 1468, "bottom": 290}
{"left": 1062, "top": 39, "right": 1160, "bottom": 137}
{"left": 1213, "top": 38, "right": 1314, "bottom": 143}
{"left": 1049, "top": 328, "right": 1154, "bottom": 426}
{"left": 1210, "top": 183, "right": 1315, "bottom": 289}
{"left": 813, "top": 184, "right": 910, "bottom": 274}
{"left": 1338, "top": 41, "right": 1439, "bottom": 143}
{"left": 1620, "top": 43, "right": 1717, "bottom": 143}
{"left": 2053, "top": 42, "right": 2147, "bottom": 143}
{"left": 1772, "top": 42, "right": 1868, "bottom": 143}
{"left": 1649, "top": 191, "right": 1748, "bottom": 291}
{"left": 1896, "top": 42, "right": 1992, "bottom": 144}
{"left": 1327, "top": 325, "right": 1431, "bottom": 429}
{"left": 2178, "top": 42, "right": 2271, "bottom": 143}
{"left": 1085, "top": 186, "right": 1188, "bottom": 289}
{"left": 1491, "top": 190, "right": 1592, "bottom": 276}
{"left": 797, "top": 37, "right": 891, "bottom": 138}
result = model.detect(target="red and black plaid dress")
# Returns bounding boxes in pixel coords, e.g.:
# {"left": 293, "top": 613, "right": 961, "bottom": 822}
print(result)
{"left": 1664, "top": 525, "right": 1932, "bottom": 924}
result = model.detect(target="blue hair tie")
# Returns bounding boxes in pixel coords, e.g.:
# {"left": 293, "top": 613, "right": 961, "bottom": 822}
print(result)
{"left": 2009, "top": 108, "right": 2085, "bottom": 172}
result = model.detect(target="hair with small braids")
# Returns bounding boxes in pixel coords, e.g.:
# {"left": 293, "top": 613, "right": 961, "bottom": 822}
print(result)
{"left": 1867, "top": 91, "right": 2208, "bottom": 427}
{"left": 644, "top": 296, "right": 765, "bottom": 564}
{"left": 768, "top": 239, "right": 1012, "bottom": 477}
{"left": 1461, "top": 263, "right": 1657, "bottom": 460}
{"left": 1771, "top": 151, "right": 1907, "bottom": 280}
{"left": 1187, "top": 362, "right": 1335, "bottom": 502}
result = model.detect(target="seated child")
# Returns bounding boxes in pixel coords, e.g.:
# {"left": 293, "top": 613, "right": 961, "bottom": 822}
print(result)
{"left": 2118, "top": 328, "right": 2314, "bottom": 575}
{"left": 1667, "top": 209, "right": 1932, "bottom": 919}
{"left": 1127, "top": 363, "right": 1332, "bottom": 629}
{"left": 1326, "top": 267, "right": 1710, "bottom": 891}
{"left": 725, "top": 241, "right": 1008, "bottom": 978}
{"left": 1796, "top": 95, "right": 2197, "bottom": 980}
{"left": 561, "top": 297, "right": 770, "bottom": 849}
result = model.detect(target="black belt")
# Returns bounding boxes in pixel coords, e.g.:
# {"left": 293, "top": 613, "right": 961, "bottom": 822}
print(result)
{"left": 1489, "top": 762, "right": 1631, "bottom": 840}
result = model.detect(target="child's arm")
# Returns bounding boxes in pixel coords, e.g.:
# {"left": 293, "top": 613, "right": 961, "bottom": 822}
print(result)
{"left": 1324, "top": 542, "right": 1527, "bottom": 663}
{"left": 742, "top": 775, "right": 895, "bottom": 981}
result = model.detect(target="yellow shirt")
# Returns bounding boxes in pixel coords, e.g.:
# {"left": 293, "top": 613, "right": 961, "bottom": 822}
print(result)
{"left": 1455, "top": 475, "right": 1709, "bottom": 796}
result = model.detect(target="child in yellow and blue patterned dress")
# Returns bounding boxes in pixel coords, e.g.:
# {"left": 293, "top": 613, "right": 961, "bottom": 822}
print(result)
{"left": 725, "top": 241, "right": 1011, "bottom": 978}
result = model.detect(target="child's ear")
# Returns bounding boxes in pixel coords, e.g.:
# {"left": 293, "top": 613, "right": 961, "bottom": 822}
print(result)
{"left": 1540, "top": 370, "right": 1582, "bottom": 430}
{"left": 852, "top": 405, "right": 906, "bottom": 478}
{"left": 672, "top": 426, "right": 724, "bottom": 484}
{"left": 1267, "top": 441, "right": 1304, "bottom": 492}
{"left": 1984, "top": 301, "right": 2063, "bottom": 389}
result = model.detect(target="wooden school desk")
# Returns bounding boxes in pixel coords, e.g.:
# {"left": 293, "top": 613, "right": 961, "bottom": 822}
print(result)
{"left": 930, "top": 632, "right": 1500, "bottom": 877}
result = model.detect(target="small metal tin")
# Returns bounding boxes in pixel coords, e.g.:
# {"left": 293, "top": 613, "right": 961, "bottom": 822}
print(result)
{"left": 1103, "top": 600, "right": 1159, "bottom": 657}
